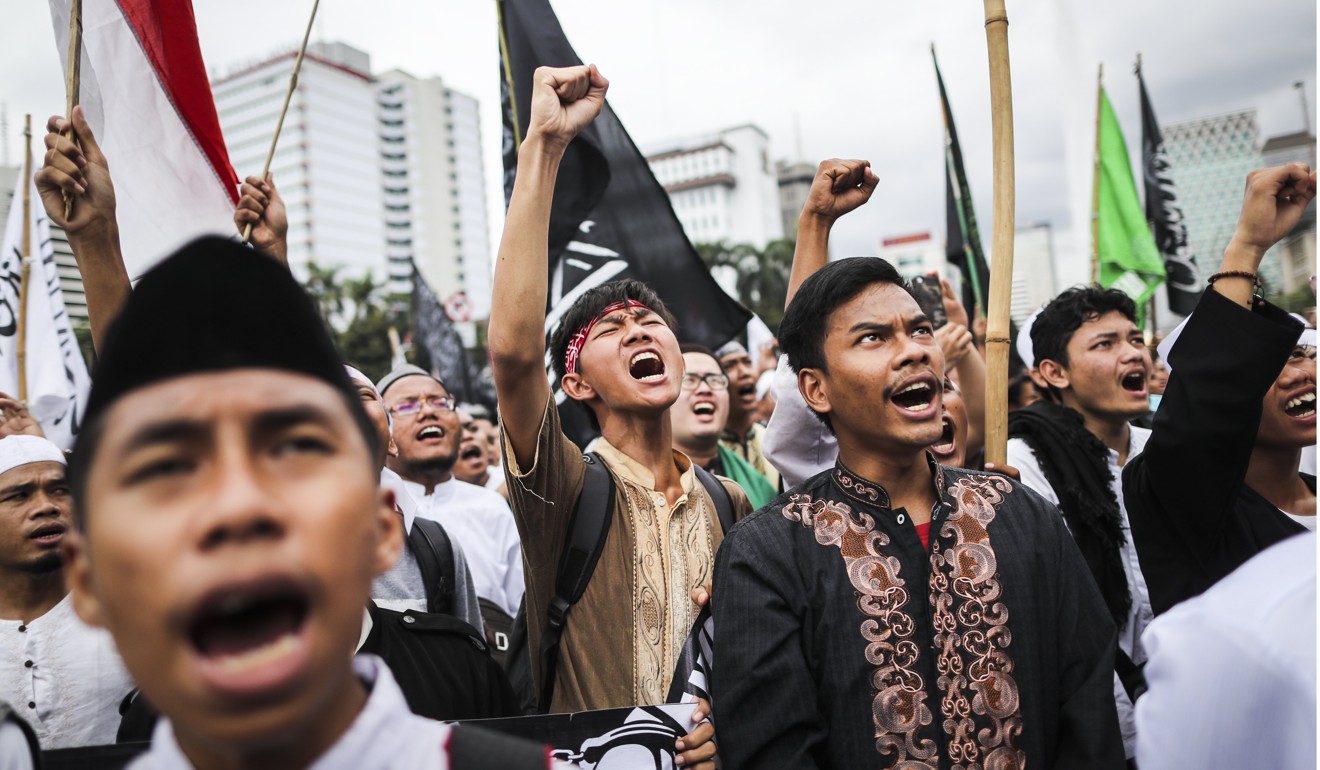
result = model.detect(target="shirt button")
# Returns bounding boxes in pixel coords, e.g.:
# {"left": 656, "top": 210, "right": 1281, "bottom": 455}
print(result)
{"left": 17, "top": 626, "right": 25, "bottom": 633}
{"left": 23, "top": 661, "right": 32, "bottom": 668}
{"left": 26, "top": 702, "right": 33, "bottom": 709}
{"left": 402, "top": 615, "right": 415, "bottom": 624}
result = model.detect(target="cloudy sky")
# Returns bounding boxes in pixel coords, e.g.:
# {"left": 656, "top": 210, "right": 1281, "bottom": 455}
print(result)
{"left": 1, "top": 0, "right": 1314, "bottom": 288}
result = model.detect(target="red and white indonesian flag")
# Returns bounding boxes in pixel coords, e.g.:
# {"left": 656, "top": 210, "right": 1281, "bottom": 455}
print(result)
{"left": 0, "top": 173, "right": 91, "bottom": 450}
{"left": 47, "top": 0, "right": 238, "bottom": 280}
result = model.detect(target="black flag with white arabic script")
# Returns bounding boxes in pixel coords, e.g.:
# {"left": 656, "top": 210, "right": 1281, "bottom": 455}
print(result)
{"left": 934, "top": 49, "right": 990, "bottom": 322}
{"left": 1138, "top": 67, "right": 1202, "bottom": 316}
{"left": 498, "top": 0, "right": 753, "bottom": 447}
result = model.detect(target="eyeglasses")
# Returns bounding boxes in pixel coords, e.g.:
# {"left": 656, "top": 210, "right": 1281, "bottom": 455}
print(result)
{"left": 390, "top": 396, "right": 457, "bottom": 415}
{"left": 681, "top": 372, "right": 730, "bottom": 391}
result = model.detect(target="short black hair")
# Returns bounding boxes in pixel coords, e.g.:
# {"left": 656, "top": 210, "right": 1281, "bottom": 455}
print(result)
{"left": 549, "top": 279, "right": 677, "bottom": 384}
{"left": 679, "top": 342, "right": 718, "bottom": 359}
{"left": 1030, "top": 285, "right": 1137, "bottom": 368}
{"left": 777, "top": 257, "right": 911, "bottom": 432}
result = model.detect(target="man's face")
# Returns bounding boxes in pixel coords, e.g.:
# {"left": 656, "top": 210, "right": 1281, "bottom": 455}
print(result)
{"left": 68, "top": 370, "right": 400, "bottom": 750}
{"left": 453, "top": 412, "right": 490, "bottom": 486}
{"left": 1045, "top": 311, "right": 1151, "bottom": 425}
{"left": 1147, "top": 358, "right": 1169, "bottom": 396}
{"left": 718, "top": 350, "right": 757, "bottom": 421}
{"left": 803, "top": 283, "right": 945, "bottom": 454}
{"left": 472, "top": 418, "right": 500, "bottom": 467}
{"left": 928, "top": 377, "right": 969, "bottom": 468}
{"left": 383, "top": 375, "right": 461, "bottom": 477}
{"left": 671, "top": 352, "right": 730, "bottom": 447}
{"left": 1256, "top": 344, "right": 1316, "bottom": 449}
{"left": 569, "top": 306, "right": 683, "bottom": 417}
{"left": 0, "top": 461, "right": 71, "bottom": 576}
{"left": 348, "top": 375, "right": 393, "bottom": 469}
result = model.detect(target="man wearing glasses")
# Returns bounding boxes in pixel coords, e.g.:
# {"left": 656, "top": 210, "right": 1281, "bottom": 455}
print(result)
{"left": 376, "top": 366, "right": 525, "bottom": 636}
{"left": 671, "top": 345, "right": 777, "bottom": 509}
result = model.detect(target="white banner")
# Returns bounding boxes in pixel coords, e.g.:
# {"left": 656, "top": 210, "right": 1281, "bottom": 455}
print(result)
{"left": 0, "top": 173, "right": 91, "bottom": 449}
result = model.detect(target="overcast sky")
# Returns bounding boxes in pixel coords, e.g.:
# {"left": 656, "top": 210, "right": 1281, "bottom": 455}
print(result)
{"left": 1, "top": 0, "right": 1314, "bottom": 288}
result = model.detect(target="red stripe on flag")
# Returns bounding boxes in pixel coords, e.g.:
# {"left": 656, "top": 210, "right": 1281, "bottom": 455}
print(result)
{"left": 116, "top": 0, "right": 239, "bottom": 204}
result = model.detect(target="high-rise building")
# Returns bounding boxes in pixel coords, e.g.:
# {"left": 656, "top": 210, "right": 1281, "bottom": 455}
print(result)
{"left": 1011, "top": 223, "right": 1057, "bottom": 325}
{"left": 644, "top": 125, "right": 784, "bottom": 248}
{"left": 376, "top": 70, "right": 491, "bottom": 317}
{"left": 213, "top": 42, "right": 385, "bottom": 280}
{"left": 878, "top": 232, "right": 944, "bottom": 279}
{"left": 776, "top": 160, "right": 815, "bottom": 239}
{"left": 1261, "top": 130, "right": 1317, "bottom": 298}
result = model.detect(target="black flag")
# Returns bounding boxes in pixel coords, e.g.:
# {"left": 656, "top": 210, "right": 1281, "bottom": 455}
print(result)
{"left": 1138, "top": 66, "right": 1202, "bottom": 316}
{"left": 498, "top": 0, "right": 752, "bottom": 446}
{"left": 411, "top": 263, "right": 493, "bottom": 409}
{"left": 933, "top": 49, "right": 991, "bottom": 322}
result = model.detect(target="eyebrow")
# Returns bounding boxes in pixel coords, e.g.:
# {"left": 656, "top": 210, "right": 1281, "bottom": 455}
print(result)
{"left": 120, "top": 405, "right": 341, "bottom": 455}
{"left": 847, "top": 313, "right": 930, "bottom": 336}
{"left": 0, "top": 475, "right": 68, "bottom": 497}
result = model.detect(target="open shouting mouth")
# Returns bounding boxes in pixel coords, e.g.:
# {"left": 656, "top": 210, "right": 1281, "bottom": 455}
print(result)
{"left": 629, "top": 351, "right": 666, "bottom": 382}
{"left": 187, "top": 576, "right": 312, "bottom": 698}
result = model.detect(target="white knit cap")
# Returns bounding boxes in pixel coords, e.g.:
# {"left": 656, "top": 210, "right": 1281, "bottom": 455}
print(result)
{"left": 0, "top": 436, "right": 66, "bottom": 477}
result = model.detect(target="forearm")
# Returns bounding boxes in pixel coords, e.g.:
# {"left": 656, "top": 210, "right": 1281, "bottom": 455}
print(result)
{"left": 67, "top": 225, "right": 130, "bottom": 355}
{"left": 1210, "top": 241, "right": 1263, "bottom": 310}
{"left": 956, "top": 352, "right": 986, "bottom": 457}
{"left": 785, "top": 214, "right": 831, "bottom": 308}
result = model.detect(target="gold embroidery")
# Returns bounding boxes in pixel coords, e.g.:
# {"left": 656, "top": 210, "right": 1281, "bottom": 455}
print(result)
{"left": 783, "top": 493, "right": 938, "bottom": 768}
{"left": 930, "top": 474, "right": 1024, "bottom": 770}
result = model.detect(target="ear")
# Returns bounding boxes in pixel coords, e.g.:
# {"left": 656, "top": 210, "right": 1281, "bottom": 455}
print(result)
{"left": 387, "top": 436, "right": 399, "bottom": 458}
{"left": 1036, "top": 359, "right": 1071, "bottom": 391}
{"left": 63, "top": 531, "right": 106, "bottom": 629}
{"left": 560, "top": 371, "right": 596, "bottom": 402}
{"left": 797, "top": 368, "right": 833, "bottom": 421}
{"left": 371, "top": 487, "right": 404, "bottom": 577}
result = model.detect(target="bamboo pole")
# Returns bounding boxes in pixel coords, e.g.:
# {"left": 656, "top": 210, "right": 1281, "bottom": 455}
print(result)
{"left": 981, "top": 0, "right": 1016, "bottom": 467}
{"left": 1091, "top": 64, "right": 1104, "bottom": 285}
{"left": 241, "top": 0, "right": 322, "bottom": 245}
{"left": 61, "top": 0, "right": 82, "bottom": 221}
{"left": 18, "top": 116, "right": 33, "bottom": 403}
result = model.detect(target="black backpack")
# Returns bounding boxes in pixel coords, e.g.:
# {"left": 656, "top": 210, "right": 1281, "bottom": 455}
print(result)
{"left": 408, "top": 515, "right": 456, "bottom": 616}
{"left": 504, "top": 452, "right": 735, "bottom": 713}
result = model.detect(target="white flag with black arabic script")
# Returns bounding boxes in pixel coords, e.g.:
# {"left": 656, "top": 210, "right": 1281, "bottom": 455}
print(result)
{"left": 0, "top": 173, "right": 90, "bottom": 449}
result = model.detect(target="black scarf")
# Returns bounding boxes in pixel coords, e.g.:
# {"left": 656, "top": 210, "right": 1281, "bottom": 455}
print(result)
{"left": 1008, "top": 400, "right": 1131, "bottom": 630}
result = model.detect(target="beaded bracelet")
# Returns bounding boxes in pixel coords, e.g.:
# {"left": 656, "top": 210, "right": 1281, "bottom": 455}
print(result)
{"left": 1207, "top": 270, "right": 1262, "bottom": 289}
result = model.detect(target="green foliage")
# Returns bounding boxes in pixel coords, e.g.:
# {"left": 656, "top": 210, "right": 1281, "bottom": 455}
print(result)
{"left": 302, "top": 264, "right": 410, "bottom": 382}
{"left": 695, "top": 238, "right": 795, "bottom": 330}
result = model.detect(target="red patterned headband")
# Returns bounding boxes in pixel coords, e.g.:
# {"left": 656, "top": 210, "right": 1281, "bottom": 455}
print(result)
{"left": 563, "top": 299, "right": 651, "bottom": 374}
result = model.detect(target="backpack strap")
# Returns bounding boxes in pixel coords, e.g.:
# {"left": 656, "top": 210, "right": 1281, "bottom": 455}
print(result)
{"left": 447, "top": 723, "right": 550, "bottom": 768}
{"left": 693, "top": 464, "right": 736, "bottom": 534}
{"left": 537, "top": 452, "right": 615, "bottom": 712}
{"left": 408, "top": 515, "right": 456, "bottom": 616}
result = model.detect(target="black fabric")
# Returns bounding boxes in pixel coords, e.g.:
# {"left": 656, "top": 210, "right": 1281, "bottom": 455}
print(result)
{"left": 408, "top": 515, "right": 456, "bottom": 615}
{"left": 693, "top": 464, "right": 735, "bottom": 534}
{"left": 478, "top": 597, "right": 514, "bottom": 667}
{"left": 447, "top": 723, "right": 549, "bottom": 769}
{"left": 1138, "top": 67, "right": 1202, "bottom": 316}
{"left": 934, "top": 49, "right": 990, "bottom": 321}
{"left": 1124, "top": 290, "right": 1307, "bottom": 615}
{"left": 79, "top": 237, "right": 353, "bottom": 427}
{"left": 360, "top": 603, "right": 522, "bottom": 722}
{"left": 1008, "top": 400, "right": 1132, "bottom": 630}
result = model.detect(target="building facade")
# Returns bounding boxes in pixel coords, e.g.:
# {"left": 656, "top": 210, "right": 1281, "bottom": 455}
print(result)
{"left": 1011, "top": 223, "right": 1057, "bottom": 326}
{"left": 776, "top": 160, "right": 815, "bottom": 239}
{"left": 644, "top": 124, "right": 784, "bottom": 248}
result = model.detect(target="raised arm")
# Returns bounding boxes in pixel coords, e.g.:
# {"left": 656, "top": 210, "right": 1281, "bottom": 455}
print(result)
{"left": 488, "top": 64, "right": 607, "bottom": 469}
{"left": 233, "top": 174, "right": 289, "bottom": 268}
{"left": 34, "top": 107, "right": 130, "bottom": 355}
{"left": 1215, "top": 164, "right": 1317, "bottom": 308}
{"left": 784, "top": 159, "right": 877, "bottom": 308}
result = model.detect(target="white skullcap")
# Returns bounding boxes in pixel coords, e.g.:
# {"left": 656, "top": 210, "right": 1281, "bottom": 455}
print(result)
{"left": 1158, "top": 311, "right": 1316, "bottom": 375}
{"left": 344, "top": 366, "right": 376, "bottom": 392}
{"left": 1016, "top": 308, "right": 1042, "bottom": 369}
{"left": 0, "top": 436, "right": 66, "bottom": 477}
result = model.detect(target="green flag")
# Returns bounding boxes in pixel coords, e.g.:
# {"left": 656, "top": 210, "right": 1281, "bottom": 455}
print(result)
{"left": 1095, "top": 87, "right": 1165, "bottom": 313}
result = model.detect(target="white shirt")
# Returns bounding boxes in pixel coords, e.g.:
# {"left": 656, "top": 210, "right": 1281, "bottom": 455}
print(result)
{"left": 399, "top": 477, "right": 525, "bottom": 618}
{"left": 129, "top": 656, "right": 455, "bottom": 770}
{"left": 762, "top": 355, "right": 836, "bottom": 489}
{"left": 1007, "top": 427, "right": 1153, "bottom": 759}
{"left": 484, "top": 463, "right": 506, "bottom": 492}
{"left": 0, "top": 593, "right": 133, "bottom": 749}
{"left": 1136, "top": 532, "right": 1316, "bottom": 770}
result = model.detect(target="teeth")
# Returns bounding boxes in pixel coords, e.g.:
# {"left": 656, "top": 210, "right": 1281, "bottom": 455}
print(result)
{"left": 896, "top": 382, "right": 929, "bottom": 396}
{"left": 214, "top": 632, "right": 299, "bottom": 674}
{"left": 419, "top": 427, "right": 442, "bottom": 439}
{"left": 631, "top": 351, "right": 659, "bottom": 366}
{"left": 1287, "top": 393, "right": 1317, "bottom": 410}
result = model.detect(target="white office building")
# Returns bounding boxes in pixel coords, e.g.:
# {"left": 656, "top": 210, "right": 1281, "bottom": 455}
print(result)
{"left": 1011, "top": 223, "right": 1058, "bottom": 326}
{"left": 878, "top": 232, "right": 945, "bottom": 279}
{"left": 645, "top": 125, "right": 784, "bottom": 248}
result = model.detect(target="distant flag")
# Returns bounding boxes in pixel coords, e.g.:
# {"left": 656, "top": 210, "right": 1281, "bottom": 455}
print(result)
{"left": 411, "top": 263, "right": 493, "bottom": 409}
{"left": 498, "top": 0, "right": 752, "bottom": 446}
{"left": 933, "top": 48, "right": 991, "bottom": 321}
{"left": 1094, "top": 85, "right": 1165, "bottom": 316}
{"left": 1137, "top": 64, "right": 1201, "bottom": 316}
{"left": 47, "top": 0, "right": 238, "bottom": 280}
{"left": 0, "top": 173, "right": 90, "bottom": 449}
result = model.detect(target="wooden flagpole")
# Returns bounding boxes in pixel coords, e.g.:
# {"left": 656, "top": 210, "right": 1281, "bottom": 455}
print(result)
{"left": 496, "top": 0, "right": 522, "bottom": 154}
{"left": 61, "top": 0, "right": 82, "bottom": 221}
{"left": 18, "top": 116, "right": 33, "bottom": 403}
{"left": 1091, "top": 64, "right": 1104, "bottom": 285}
{"left": 241, "top": 0, "right": 322, "bottom": 245}
{"left": 981, "top": 0, "right": 1016, "bottom": 467}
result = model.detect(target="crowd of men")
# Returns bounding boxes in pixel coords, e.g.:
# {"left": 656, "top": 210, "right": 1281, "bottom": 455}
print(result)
{"left": 0, "top": 63, "right": 1313, "bottom": 769}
